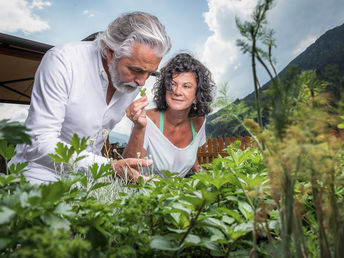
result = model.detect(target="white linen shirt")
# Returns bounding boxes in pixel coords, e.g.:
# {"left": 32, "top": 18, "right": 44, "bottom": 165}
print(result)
{"left": 10, "top": 41, "right": 139, "bottom": 183}
{"left": 142, "top": 117, "right": 206, "bottom": 178}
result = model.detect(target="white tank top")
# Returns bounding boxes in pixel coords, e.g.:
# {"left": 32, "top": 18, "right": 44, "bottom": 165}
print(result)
{"left": 142, "top": 115, "right": 206, "bottom": 177}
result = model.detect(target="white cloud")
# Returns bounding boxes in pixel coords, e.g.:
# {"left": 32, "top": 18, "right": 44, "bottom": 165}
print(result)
{"left": 201, "top": 0, "right": 344, "bottom": 100}
{"left": 292, "top": 36, "right": 317, "bottom": 56}
{"left": 30, "top": 0, "right": 51, "bottom": 10}
{"left": 292, "top": 35, "right": 318, "bottom": 56}
{"left": 201, "top": 0, "right": 258, "bottom": 100}
{"left": 0, "top": 0, "right": 51, "bottom": 34}
{"left": 0, "top": 104, "right": 29, "bottom": 123}
{"left": 82, "top": 9, "right": 95, "bottom": 18}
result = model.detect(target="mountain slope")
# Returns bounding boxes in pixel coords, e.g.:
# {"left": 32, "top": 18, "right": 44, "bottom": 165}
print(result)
{"left": 243, "top": 22, "right": 344, "bottom": 103}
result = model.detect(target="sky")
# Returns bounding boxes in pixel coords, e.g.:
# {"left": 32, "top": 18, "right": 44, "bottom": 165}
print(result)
{"left": 0, "top": 0, "right": 343, "bottom": 136}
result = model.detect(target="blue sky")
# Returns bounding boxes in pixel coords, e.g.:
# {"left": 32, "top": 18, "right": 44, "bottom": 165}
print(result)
{"left": 1, "top": 0, "right": 343, "bottom": 135}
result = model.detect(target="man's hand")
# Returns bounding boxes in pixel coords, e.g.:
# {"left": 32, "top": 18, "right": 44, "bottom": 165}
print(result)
{"left": 126, "top": 96, "right": 148, "bottom": 128}
{"left": 111, "top": 158, "right": 153, "bottom": 183}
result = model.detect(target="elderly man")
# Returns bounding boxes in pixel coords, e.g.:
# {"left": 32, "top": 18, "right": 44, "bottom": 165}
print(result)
{"left": 9, "top": 12, "right": 171, "bottom": 184}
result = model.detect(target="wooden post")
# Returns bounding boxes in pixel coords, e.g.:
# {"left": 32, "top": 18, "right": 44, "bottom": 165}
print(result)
{"left": 238, "top": 136, "right": 244, "bottom": 150}
{"left": 244, "top": 136, "right": 251, "bottom": 150}
{"left": 207, "top": 138, "right": 213, "bottom": 163}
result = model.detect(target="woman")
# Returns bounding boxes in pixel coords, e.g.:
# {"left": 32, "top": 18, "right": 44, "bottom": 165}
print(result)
{"left": 123, "top": 53, "right": 215, "bottom": 177}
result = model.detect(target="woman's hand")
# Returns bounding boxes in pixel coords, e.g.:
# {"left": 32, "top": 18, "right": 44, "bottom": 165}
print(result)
{"left": 126, "top": 96, "right": 148, "bottom": 128}
{"left": 111, "top": 158, "right": 153, "bottom": 183}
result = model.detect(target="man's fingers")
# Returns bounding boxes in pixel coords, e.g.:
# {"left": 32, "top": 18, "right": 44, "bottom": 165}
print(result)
{"left": 112, "top": 159, "right": 156, "bottom": 184}
{"left": 123, "top": 158, "right": 153, "bottom": 168}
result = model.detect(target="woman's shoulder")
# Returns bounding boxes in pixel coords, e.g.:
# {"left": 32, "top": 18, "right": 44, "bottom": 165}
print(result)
{"left": 191, "top": 116, "right": 205, "bottom": 132}
{"left": 147, "top": 109, "right": 160, "bottom": 126}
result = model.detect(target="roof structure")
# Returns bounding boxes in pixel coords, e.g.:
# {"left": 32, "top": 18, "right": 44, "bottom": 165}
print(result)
{"left": 0, "top": 33, "right": 53, "bottom": 105}
{"left": 0, "top": 33, "right": 101, "bottom": 105}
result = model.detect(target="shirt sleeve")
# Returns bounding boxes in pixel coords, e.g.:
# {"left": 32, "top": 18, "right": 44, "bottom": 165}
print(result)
{"left": 23, "top": 49, "right": 108, "bottom": 174}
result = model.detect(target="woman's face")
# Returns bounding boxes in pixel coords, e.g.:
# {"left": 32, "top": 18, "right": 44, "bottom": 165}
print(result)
{"left": 165, "top": 72, "right": 197, "bottom": 112}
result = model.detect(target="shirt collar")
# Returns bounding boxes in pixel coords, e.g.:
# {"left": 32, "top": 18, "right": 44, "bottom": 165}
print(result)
{"left": 95, "top": 42, "right": 108, "bottom": 87}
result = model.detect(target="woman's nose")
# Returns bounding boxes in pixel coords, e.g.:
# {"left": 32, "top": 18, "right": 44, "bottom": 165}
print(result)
{"left": 172, "top": 85, "right": 181, "bottom": 95}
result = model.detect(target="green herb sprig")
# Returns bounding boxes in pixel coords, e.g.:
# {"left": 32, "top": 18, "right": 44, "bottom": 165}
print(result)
{"left": 138, "top": 87, "right": 146, "bottom": 97}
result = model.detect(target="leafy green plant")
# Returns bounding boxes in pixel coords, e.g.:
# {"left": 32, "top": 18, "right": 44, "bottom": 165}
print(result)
{"left": 236, "top": 0, "right": 344, "bottom": 257}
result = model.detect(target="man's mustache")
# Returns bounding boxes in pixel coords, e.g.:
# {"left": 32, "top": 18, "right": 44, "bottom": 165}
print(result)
{"left": 123, "top": 82, "right": 139, "bottom": 88}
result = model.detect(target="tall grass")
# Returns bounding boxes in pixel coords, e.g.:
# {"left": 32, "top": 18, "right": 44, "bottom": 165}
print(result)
{"left": 235, "top": 0, "right": 344, "bottom": 256}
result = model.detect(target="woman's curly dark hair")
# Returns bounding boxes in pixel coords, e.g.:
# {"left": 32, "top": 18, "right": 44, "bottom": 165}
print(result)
{"left": 153, "top": 53, "right": 216, "bottom": 117}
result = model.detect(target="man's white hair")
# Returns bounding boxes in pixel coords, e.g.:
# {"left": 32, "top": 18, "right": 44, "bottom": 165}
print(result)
{"left": 96, "top": 11, "right": 171, "bottom": 59}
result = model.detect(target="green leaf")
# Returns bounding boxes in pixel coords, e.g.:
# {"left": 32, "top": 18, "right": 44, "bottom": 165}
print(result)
{"left": 70, "top": 134, "right": 81, "bottom": 154}
{"left": 171, "top": 203, "right": 192, "bottom": 216}
{"left": 222, "top": 215, "right": 235, "bottom": 225}
{"left": 8, "top": 162, "right": 28, "bottom": 174}
{"left": 238, "top": 201, "right": 253, "bottom": 220}
{"left": 0, "top": 174, "right": 20, "bottom": 186}
{"left": 0, "top": 119, "right": 31, "bottom": 144}
{"left": 78, "top": 175, "right": 88, "bottom": 188}
{"left": 200, "top": 240, "right": 221, "bottom": 252}
{"left": 88, "top": 163, "right": 111, "bottom": 180}
{"left": 150, "top": 236, "right": 180, "bottom": 251}
{"left": 0, "top": 140, "right": 16, "bottom": 161}
{"left": 42, "top": 213, "right": 71, "bottom": 231}
{"left": 0, "top": 206, "right": 15, "bottom": 224}
{"left": 161, "top": 170, "right": 179, "bottom": 178}
{"left": 137, "top": 175, "right": 144, "bottom": 185}
{"left": 70, "top": 134, "right": 88, "bottom": 155}
{"left": 184, "top": 234, "right": 201, "bottom": 245}
{"left": 49, "top": 142, "right": 75, "bottom": 164}
{"left": 138, "top": 87, "right": 146, "bottom": 97}
{"left": 166, "top": 227, "right": 188, "bottom": 234}
{"left": 48, "top": 153, "right": 64, "bottom": 163}
{"left": 54, "top": 202, "right": 76, "bottom": 217}
{"left": 41, "top": 181, "right": 67, "bottom": 203}
{"left": 89, "top": 182, "right": 111, "bottom": 192}
{"left": 89, "top": 163, "right": 99, "bottom": 179}
{"left": 202, "top": 217, "right": 227, "bottom": 232}
{"left": 183, "top": 193, "right": 203, "bottom": 209}
{"left": 233, "top": 221, "right": 253, "bottom": 232}
{"left": 170, "top": 212, "right": 181, "bottom": 224}
{"left": 74, "top": 155, "right": 87, "bottom": 163}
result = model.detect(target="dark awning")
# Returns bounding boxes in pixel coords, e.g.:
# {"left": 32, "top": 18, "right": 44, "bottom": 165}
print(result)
{"left": 0, "top": 33, "right": 53, "bottom": 105}
{"left": 0, "top": 33, "right": 101, "bottom": 105}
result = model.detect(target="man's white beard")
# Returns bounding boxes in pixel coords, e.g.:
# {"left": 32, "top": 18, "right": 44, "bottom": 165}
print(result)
{"left": 108, "top": 59, "right": 138, "bottom": 94}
